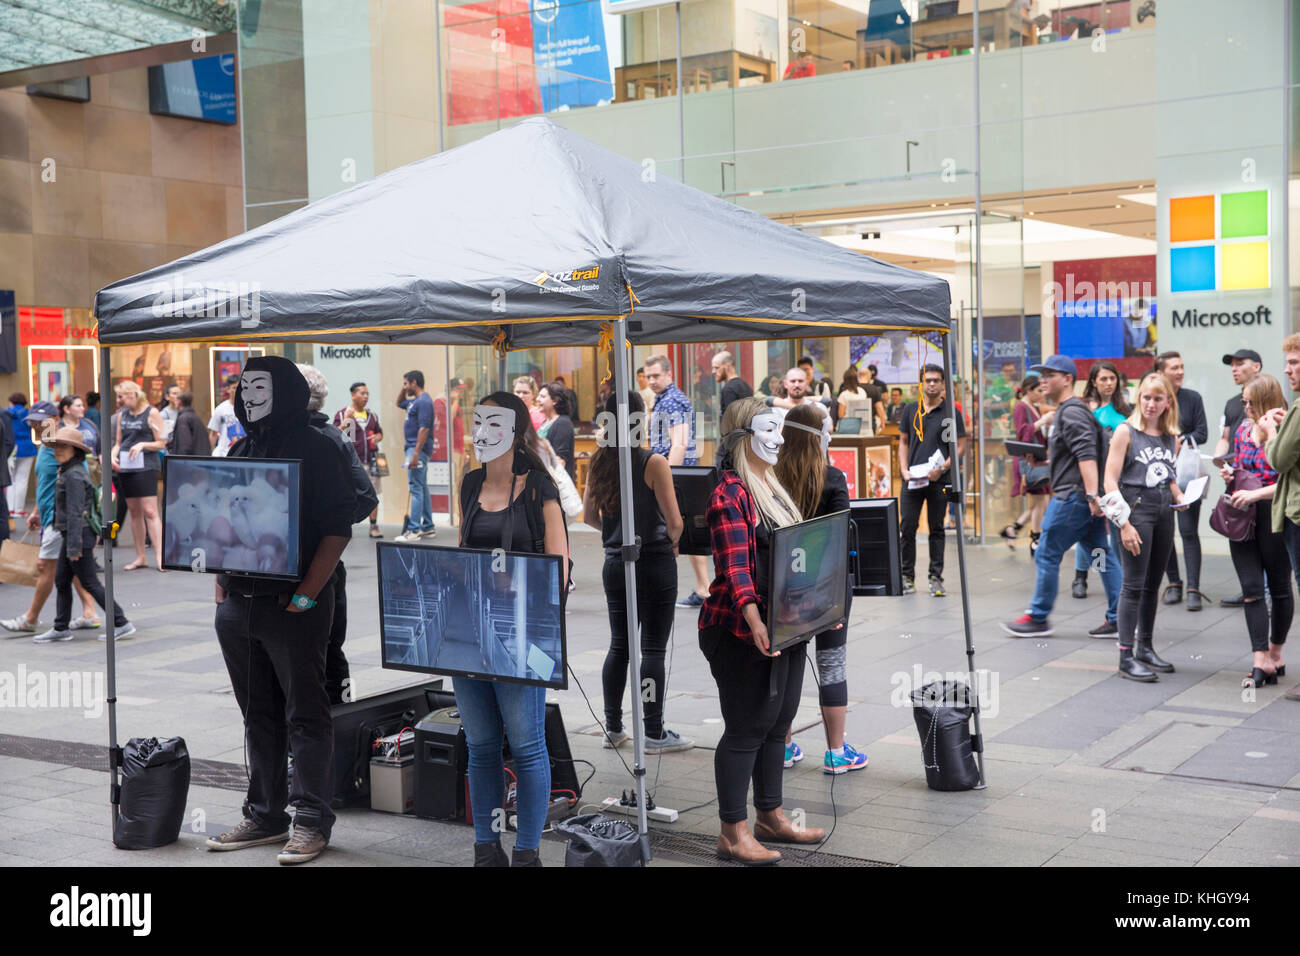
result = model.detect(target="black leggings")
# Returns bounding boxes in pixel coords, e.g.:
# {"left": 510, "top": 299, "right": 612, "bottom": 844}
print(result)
{"left": 1229, "top": 500, "right": 1293, "bottom": 653}
{"left": 811, "top": 587, "right": 851, "bottom": 708}
{"left": 1164, "top": 499, "right": 1203, "bottom": 590}
{"left": 55, "top": 529, "right": 127, "bottom": 631}
{"left": 601, "top": 551, "right": 677, "bottom": 739}
{"left": 700, "top": 625, "right": 806, "bottom": 824}
{"left": 1116, "top": 489, "right": 1176, "bottom": 650}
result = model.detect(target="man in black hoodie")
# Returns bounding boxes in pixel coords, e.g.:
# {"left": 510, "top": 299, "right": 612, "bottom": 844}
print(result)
{"left": 206, "top": 357, "right": 356, "bottom": 865}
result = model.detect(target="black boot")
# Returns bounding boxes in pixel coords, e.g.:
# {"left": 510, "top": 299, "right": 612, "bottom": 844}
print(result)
{"left": 474, "top": 840, "right": 509, "bottom": 867}
{"left": 1119, "top": 646, "right": 1157, "bottom": 682}
{"left": 511, "top": 846, "right": 543, "bottom": 867}
{"left": 1071, "top": 571, "right": 1087, "bottom": 599}
{"left": 1134, "top": 636, "right": 1175, "bottom": 673}
{"left": 1162, "top": 583, "right": 1182, "bottom": 605}
{"left": 1029, "top": 530, "right": 1041, "bottom": 557}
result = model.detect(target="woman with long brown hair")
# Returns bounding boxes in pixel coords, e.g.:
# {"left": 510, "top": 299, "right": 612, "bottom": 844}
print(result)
{"left": 773, "top": 403, "right": 867, "bottom": 774}
{"left": 1221, "top": 374, "right": 1291, "bottom": 690}
{"left": 1073, "top": 360, "right": 1133, "bottom": 602}
{"left": 582, "top": 391, "right": 690, "bottom": 753}
{"left": 699, "top": 396, "right": 822, "bottom": 864}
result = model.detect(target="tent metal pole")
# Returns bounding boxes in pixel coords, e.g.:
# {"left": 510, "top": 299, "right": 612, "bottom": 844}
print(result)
{"left": 100, "top": 345, "right": 120, "bottom": 826}
{"left": 497, "top": 353, "right": 506, "bottom": 392}
{"left": 675, "top": 2, "right": 684, "bottom": 182}
{"left": 972, "top": 0, "right": 986, "bottom": 547}
{"left": 613, "top": 316, "right": 651, "bottom": 863}
{"left": 943, "top": 327, "right": 986, "bottom": 789}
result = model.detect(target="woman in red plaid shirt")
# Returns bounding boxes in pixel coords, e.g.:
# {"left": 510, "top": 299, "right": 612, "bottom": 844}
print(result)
{"left": 699, "top": 396, "right": 826, "bottom": 864}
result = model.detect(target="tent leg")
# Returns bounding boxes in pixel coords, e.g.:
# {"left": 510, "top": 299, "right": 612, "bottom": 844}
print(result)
{"left": 613, "top": 317, "right": 651, "bottom": 864}
{"left": 100, "top": 346, "right": 121, "bottom": 826}
{"left": 943, "top": 328, "right": 987, "bottom": 789}
{"left": 497, "top": 354, "right": 506, "bottom": 392}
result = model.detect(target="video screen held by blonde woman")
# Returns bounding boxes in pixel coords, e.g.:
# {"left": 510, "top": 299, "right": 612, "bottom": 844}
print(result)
{"left": 162, "top": 456, "right": 301, "bottom": 579}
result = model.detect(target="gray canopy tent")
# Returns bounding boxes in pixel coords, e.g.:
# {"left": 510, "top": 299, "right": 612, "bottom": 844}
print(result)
{"left": 93, "top": 116, "right": 978, "bottom": 863}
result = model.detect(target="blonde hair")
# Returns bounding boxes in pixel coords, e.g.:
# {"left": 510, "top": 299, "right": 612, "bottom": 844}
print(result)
{"left": 1125, "top": 372, "right": 1180, "bottom": 436}
{"left": 512, "top": 376, "right": 537, "bottom": 396}
{"left": 117, "top": 380, "right": 146, "bottom": 408}
{"left": 1244, "top": 373, "right": 1286, "bottom": 421}
{"left": 720, "top": 397, "right": 801, "bottom": 528}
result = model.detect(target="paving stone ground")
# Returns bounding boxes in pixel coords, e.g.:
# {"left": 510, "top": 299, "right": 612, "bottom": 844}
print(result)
{"left": 1, "top": 521, "right": 1297, "bottom": 867}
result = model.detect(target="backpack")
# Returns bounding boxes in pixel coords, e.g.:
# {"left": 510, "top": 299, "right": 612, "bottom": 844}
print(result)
{"left": 85, "top": 480, "right": 104, "bottom": 537}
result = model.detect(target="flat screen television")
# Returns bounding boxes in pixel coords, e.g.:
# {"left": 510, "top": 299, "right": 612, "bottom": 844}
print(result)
{"left": 379, "top": 543, "right": 567, "bottom": 689}
{"left": 848, "top": 497, "right": 902, "bottom": 596}
{"left": 162, "top": 456, "right": 301, "bottom": 579}
{"left": 671, "top": 465, "right": 719, "bottom": 556}
{"left": 148, "top": 53, "right": 237, "bottom": 125}
{"left": 766, "top": 510, "right": 850, "bottom": 652}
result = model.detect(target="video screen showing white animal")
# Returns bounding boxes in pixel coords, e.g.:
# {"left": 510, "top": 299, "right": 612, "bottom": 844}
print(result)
{"left": 163, "top": 457, "right": 301, "bottom": 577}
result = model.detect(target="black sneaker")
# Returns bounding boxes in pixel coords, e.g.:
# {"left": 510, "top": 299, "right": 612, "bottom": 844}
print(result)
{"left": 1001, "top": 614, "right": 1053, "bottom": 637}
{"left": 1088, "top": 620, "right": 1119, "bottom": 638}
{"left": 676, "top": 592, "right": 705, "bottom": 609}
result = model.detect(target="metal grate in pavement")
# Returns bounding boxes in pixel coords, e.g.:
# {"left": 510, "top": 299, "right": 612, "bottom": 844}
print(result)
{"left": 646, "top": 827, "right": 895, "bottom": 867}
{"left": 0, "top": 733, "right": 249, "bottom": 791}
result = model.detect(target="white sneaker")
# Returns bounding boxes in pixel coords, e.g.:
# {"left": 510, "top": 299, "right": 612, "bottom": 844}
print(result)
{"left": 33, "top": 628, "right": 72, "bottom": 644}
{"left": 393, "top": 531, "right": 420, "bottom": 543}
{"left": 420, "top": 529, "right": 437, "bottom": 539}
{"left": 69, "top": 616, "right": 101, "bottom": 630}
{"left": 97, "top": 622, "right": 137, "bottom": 642}
{"left": 1, "top": 614, "right": 38, "bottom": 634}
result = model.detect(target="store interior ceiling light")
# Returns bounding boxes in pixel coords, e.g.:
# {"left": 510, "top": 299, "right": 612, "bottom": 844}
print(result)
{"left": 0, "top": 0, "right": 229, "bottom": 75}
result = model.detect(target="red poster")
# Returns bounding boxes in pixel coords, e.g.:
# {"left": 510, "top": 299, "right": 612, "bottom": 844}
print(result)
{"left": 829, "top": 448, "right": 857, "bottom": 497}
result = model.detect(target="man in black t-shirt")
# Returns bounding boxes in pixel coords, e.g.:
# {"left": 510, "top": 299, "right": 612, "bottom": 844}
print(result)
{"left": 1214, "top": 349, "right": 1261, "bottom": 608}
{"left": 1154, "top": 351, "right": 1209, "bottom": 610}
{"left": 897, "top": 363, "right": 966, "bottom": 596}
{"left": 711, "top": 350, "right": 753, "bottom": 413}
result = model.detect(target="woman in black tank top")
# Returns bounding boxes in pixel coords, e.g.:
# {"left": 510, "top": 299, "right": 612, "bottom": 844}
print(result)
{"left": 1102, "top": 372, "right": 1187, "bottom": 682}
{"left": 582, "top": 392, "right": 689, "bottom": 753}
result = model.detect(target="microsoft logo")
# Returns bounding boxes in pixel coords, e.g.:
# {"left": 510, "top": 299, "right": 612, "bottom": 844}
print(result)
{"left": 1169, "top": 189, "right": 1269, "bottom": 293}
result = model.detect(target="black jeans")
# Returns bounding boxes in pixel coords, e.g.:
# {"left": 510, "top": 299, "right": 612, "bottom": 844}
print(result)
{"left": 1229, "top": 500, "right": 1293, "bottom": 653}
{"left": 326, "top": 562, "right": 350, "bottom": 705}
{"left": 215, "top": 582, "right": 337, "bottom": 838}
{"left": 1116, "top": 488, "right": 1175, "bottom": 650}
{"left": 1164, "top": 498, "right": 1203, "bottom": 590}
{"left": 54, "top": 529, "right": 127, "bottom": 631}
{"left": 699, "top": 625, "right": 806, "bottom": 824}
{"left": 601, "top": 550, "right": 676, "bottom": 739}
{"left": 900, "top": 480, "right": 949, "bottom": 581}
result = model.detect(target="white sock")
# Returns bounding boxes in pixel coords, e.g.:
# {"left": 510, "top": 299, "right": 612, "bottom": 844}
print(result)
{"left": 830, "top": 746, "right": 845, "bottom": 757}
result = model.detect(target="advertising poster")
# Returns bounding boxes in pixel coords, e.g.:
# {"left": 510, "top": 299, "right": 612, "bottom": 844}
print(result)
{"left": 532, "top": 0, "right": 613, "bottom": 111}
{"left": 1051, "top": 255, "right": 1156, "bottom": 382}
{"left": 828, "top": 447, "right": 858, "bottom": 497}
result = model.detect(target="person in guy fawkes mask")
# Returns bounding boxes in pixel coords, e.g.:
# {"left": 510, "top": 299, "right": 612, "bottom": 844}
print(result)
{"left": 206, "top": 356, "right": 356, "bottom": 866}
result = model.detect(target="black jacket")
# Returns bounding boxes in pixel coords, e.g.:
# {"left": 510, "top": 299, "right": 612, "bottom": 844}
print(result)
{"left": 169, "top": 406, "right": 208, "bottom": 457}
{"left": 1176, "top": 386, "right": 1208, "bottom": 447}
{"left": 1049, "top": 397, "right": 1102, "bottom": 497}
{"left": 0, "top": 409, "right": 13, "bottom": 487}
{"left": 310, "top": 410, "right": 378, "bottom": 523}
{"left": 226, "top": 356, "right": 356, "bottom": 590}
{"left": 54, "top": 462, "right": 94, "bottom": 557}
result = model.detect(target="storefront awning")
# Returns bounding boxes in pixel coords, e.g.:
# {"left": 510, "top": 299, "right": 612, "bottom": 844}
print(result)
{"left": 95, "top": 117, "right": 952, "bottom": 347}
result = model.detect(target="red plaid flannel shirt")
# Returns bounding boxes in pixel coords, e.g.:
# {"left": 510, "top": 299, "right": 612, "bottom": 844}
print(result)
{"left": 698, "top": 471, "right": 763, "bottom": 643}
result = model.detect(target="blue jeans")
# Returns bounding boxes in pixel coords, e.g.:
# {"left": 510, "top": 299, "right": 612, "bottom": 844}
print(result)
{"left": 1029, "top": 492, "right": 1121, "bottom": 623}
{"left": 405, "top": 450, "right": 432, "bottom": 532}
{"left": 1074, "top": 528, "right": 1124, "bottom": 572}
{"left": 453, "top": 677, "right": 550, "bottom": 850}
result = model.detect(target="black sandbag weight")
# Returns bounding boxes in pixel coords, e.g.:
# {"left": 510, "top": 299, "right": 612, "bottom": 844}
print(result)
{"left": 112, "top": 736, "right": 191, "bottom": 850}
{"left": 910, "top": 681, "right": 980, "bottom": 792}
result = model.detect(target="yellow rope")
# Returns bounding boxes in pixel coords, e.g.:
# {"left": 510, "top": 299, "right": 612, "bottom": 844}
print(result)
{"left": 490, "top": 326, "right": 509, "bottom": 359}
{"left": 597, "top": 321, "right": 614, "bottom": 386}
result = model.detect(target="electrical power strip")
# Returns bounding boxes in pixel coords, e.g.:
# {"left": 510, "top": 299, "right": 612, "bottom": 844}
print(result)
{"left": 600, "top": 796, "right": 679, "bottom": 823}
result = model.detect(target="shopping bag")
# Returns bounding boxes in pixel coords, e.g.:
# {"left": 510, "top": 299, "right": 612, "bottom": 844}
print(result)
{"left": 539, "top": 441, "right": 583, "bottom": 518}
{"left": 1175, "top": 437, "right": 1205, "bottom": 490}
{"left": 0, "top": 531, "right": 41, "bottom": 587}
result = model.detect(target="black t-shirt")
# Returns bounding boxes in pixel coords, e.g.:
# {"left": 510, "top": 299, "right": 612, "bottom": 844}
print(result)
{"left": 1223, "top": 393, "right": 1245, "bottom": 448}
{"left": 719, "top": 376, "right": 753, "bottom": 413}
{"left": 462, "top": 470, "right": 559, "bottom": 553}
{"left": 542, "top": 415, "right": 576, "bottom": 479}
{"left": 861, "top": 381, "right": 884, "bottom": 407}
{"left": 600, "top": 447, "right": 672, "bottom": 557}
{"left": 899, "top": 400, "right": 966, "bottom": 469}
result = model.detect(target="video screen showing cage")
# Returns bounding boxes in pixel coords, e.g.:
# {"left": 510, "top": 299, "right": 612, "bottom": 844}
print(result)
{"left": 768, "top": 510, "right": 850, "bottom": 651}
{"left": 162, "top": 456, "right": 300, "bottom": 579}
{"left": 378, "top": 543, "right": 566, "bottom": 689}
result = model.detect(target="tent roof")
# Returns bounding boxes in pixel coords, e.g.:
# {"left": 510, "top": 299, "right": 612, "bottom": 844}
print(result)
{"left": 94, "top": 118, "right": 952, "bottom": 347}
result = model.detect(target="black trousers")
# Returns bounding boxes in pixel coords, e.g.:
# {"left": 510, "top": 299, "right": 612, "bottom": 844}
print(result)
{"left": 1229, "top": 500, "right": 1293, "bottom": 653}
{"left": 900, "top": 480, "right": 949, "bottom": 582}
{"left": 215, "top": 582, "right": 337, "bottom": 838}
{"left": 700, "top": 625, "right": 806, "bottom": 824}
{"left": 0, "top": 485, "right": 9, "bottom": 543}
{"left": 1163, "top": 498, "right": 1203, "bottom": 590}
{"left": 601, "top": 550, "right": 676, "bottom": 739}
{"left": 54, "top": 529, "right": 127, "bottom": 631}
{"left": 325, "top": 562, "right": 350, "bottom": 705}
{"left": 1116, "top": 489, "right": 1175, "bottom": 650}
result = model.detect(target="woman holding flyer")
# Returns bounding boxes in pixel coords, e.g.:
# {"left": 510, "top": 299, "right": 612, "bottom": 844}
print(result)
{"left": 457, "top": 391, "right": 568, "bottom": 868}
{"left": 111, "top": 381, "right": 167, "bottom": 572}
{"left": 1100, "top": 372, "right": 1185, "bottom": 682}
{"left": 698, "top": 396, "right": 822, "bottom": 865}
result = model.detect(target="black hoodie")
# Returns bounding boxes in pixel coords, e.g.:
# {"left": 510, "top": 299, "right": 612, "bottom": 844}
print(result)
{"left": 222, "top": 356, "right": 356, "bottom": 593}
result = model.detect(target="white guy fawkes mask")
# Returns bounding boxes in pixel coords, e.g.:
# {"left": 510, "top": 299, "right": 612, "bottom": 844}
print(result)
{"left": 241, "top": 370, "right": 273, "bottom": 423}
{"left": 749, "top": 411, "right": 785, "bottom": 465}
{"left": 820, "top": 410, "right": 832, "bottom": 456}
{"left": 781, "top": 409, "right": 832, "bottom": 458}
{"left": 472, "top": 404, "right": 517, "bottom": 463}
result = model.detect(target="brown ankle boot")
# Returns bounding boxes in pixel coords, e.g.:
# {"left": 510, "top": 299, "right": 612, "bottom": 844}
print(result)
{"left": 754, "top": 810, "right": 825, "bottom": 845}
{"left": 716, "top": 826, "right": 781, "bottom": 865}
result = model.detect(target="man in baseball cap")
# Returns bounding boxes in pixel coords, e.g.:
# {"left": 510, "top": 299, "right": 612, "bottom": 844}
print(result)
{"left": 1003, "top": 353, "right": 1122, "bottom": 638}
{"left": 1213, "top": 349, "right": 1264, "bottom": 607}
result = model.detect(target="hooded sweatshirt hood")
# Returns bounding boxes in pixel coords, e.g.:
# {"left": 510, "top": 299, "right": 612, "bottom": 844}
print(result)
{"left": 233, "top": 355, "right": 310, "bottom": 439}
